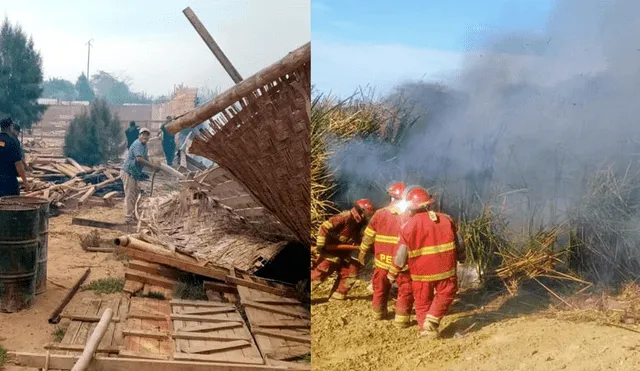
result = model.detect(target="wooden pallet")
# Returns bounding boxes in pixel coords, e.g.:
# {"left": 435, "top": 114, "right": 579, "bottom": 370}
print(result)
{"left": 234, "top": 273, "right": 310, "bottom": 367}
{"left": 171, "top": 299, "right": 263, "bottom": 364}
{"left": 53, "top": 296, "right": 129, "bottom": 356}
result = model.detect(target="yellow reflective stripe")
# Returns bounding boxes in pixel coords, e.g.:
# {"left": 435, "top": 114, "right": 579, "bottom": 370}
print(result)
{"left": 323, "top": 255, "right": 340, "bottom": 263}
{"left": 374, "top": 259, "right": 392, "bottom": 270}
{"left": 411, "top": 268, "right": 456, "bottom": 282}
{"left": 360, "top": 243, "right": 372, "bottom": 253}
{"left": 407, "top": 242, "right": 455, "bottom": 258}
{"left": 389, "top": 266, "right": 399, "bottom": 274}
{"left": 338, "top": 235, "right": 349, "bottom": 242}
{"left": 364, "top": 227, "right": 376, "bottom": 237}
{"left": 386, "top": 264, "right": 408, "bottom": 273}
{"left": 322, "top": 221, "right": 333, "bottom": 229}
{"left": 375, "top": 235, "right": 399, "bottom": 244}
{"left": 394, "top": 314, "right": 410, "bottom": 323}
{"left": 316, "top": 236, "right": 326, "bottom": 243}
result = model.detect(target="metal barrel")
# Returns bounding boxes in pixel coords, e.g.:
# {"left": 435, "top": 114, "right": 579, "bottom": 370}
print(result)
{"left": 0, "top": 203, "right": 39, "bottom": 313}
{"left": 0, "top": 196, "right": 50, "bottom": 295}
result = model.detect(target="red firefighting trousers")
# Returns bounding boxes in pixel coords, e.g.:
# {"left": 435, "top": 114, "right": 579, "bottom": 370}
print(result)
{"left": 311, "top": 258, "right": 359, "bottom": 295}
{"left": 371, "top": 268, "right": 413, "bottom": 320}
{"left": 412, "top": 276, "right": 457, "bottom": 330}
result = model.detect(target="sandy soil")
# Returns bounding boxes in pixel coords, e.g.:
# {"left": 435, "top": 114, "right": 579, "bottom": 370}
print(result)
{"left": 0, "top": 205, "right": 127, "bottom": 370}
{"left": 311, "top": 279, "right": 640, "bottom": 371}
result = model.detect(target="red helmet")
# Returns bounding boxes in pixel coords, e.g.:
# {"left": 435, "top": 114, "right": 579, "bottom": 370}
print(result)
{"left": 387, "top": 182, "right": 406, "bottom": 200}
{"left": 354, "top": 199, "right": 375, "bottom": 217}
{"left": 404, "top": 186, "right": 434, "bottom": 211}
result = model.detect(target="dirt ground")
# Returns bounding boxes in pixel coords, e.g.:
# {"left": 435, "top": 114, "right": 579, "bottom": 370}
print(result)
{"left": 0, "top": 205, "right": 127, "bottom": 370}
{"left": 311, "top": 279, "right": 640, "bottom": 371}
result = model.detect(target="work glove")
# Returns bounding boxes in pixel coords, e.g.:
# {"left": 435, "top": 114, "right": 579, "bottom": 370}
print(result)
{"left": 357, "top": 251, "right": 367, "bottom": 265}
{"left": 387, "top": 273, "right": 397, "bottom": 285}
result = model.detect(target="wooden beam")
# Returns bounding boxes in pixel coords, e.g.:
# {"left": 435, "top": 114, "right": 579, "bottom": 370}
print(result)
{"left": 222, "top": 276, "right": 297, "bottom": 298}
{"left": 122, "top": 329, "right": 169, "bottom": 339}
{"left": 182, "top": 7, "right": 243, "bottom": 84}
{"left": 173, "top": 332, "right": 248, "bottom": 341}
{"left": 177, "top": 322, "right": 243, "bottom": 333}
{"left": 183, "top": 340, "right": 250, "bottom": 354}
{"left": 44, "top": 343, "right": 120, "bottom": 354}
{"left": 170, "top": 299, "right": 234, "bottom": 308}
{"left": 164, "top": 42, "right": 310, "bottom": 135}
{"left": 179, "top": 307, "right": 236, "bottom": 316}
{"left": 12, "top": 353, "right": 290, "bottom": 370}
{"left": 126, "top": 312, "right": 168, "bottom": 321}
{"left": 252, "top": 330, "right": 311, "bottom": 344}
{"left": 128, "top": 259, "right": 179, "bottom": 279}
{"left": 61, "top": 314, "right": 121, "bottom": 322}
{"left": 71, "top": 217, "right": 132, "bottom": 233}
{"left": 121, "top": 247, "right": 228, "bottom": 281}
{"left": 199, "top": 281, "right": 237, "bottom": 294}
{"left": 170, "top": 313, "right": 243, "bottom": 323}
{"left": 124, "top": 269, "right": 178, "bottom": 289}
{"left": 242, "top": 300, "right": 309, "bottom": 319}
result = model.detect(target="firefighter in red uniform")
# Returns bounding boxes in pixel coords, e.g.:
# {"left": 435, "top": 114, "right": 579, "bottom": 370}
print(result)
{"left": 387, "top": 186, "right": 466, "bottom": 338}
{"left": 358, "top": 182, "right": 414, "bottom": 328}
{"left": 311, "top": 199, "right": 375, "bottom": 300}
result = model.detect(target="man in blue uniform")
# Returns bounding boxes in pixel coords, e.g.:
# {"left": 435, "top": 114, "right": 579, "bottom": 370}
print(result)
{"left": 121, "top": 128, "right": 160, "bottom": 223}
{"left": 0, "top": 117, "right": 30, "bottom": 196}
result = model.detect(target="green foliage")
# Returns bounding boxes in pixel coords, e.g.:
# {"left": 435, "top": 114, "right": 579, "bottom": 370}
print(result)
{"left": 0, "top": 344, "right": 5, "bottom": 367}
{"left": 0, "top": 17, "right": 46, "bottom": 129}
{"left": 63, "top": 98, "right": 125, "bottom": 165}
{"left": 42, "top": 77, "right": 77, "bottom": 101}
{"left": 52, "top": 327, "right": 65, "bottom": 342}
{"left": 83, "top": 277, "right": 125, "bottom": 294}
{"left": 90, "top": 70, "right": 151, "bottom": 105}
{"left": 75, "top": 73, "right": 95, "bottom": 101}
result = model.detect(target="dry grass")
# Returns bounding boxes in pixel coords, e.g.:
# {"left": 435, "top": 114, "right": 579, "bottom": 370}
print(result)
{"left": 0, "top": 345, "right": 6, "bottom": 368}
{"left": 79, "top": 229, "right": 101, "bottom": 250}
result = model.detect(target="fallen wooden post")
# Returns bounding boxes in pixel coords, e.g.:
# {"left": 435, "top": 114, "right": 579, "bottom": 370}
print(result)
{"left": 70, "top": 308, "right": 114, "bottom": 371}
{"left": 72, "top": 217, "right": 132, "bottom": 233}
{"left": 49, "top": 268, "right": 91, "bottom": 324}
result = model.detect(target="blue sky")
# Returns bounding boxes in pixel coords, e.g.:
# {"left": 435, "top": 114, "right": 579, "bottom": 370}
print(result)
{"left": 312, "top": 0, "right": 555, "bottom": 97}
{"left": 2, "top": 0, "right": 309, "bottom": 96}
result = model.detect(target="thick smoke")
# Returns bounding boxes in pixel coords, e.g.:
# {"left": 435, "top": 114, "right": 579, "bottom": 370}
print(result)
{"left": 331, "top": 0, "right": 640, "bottom": 223}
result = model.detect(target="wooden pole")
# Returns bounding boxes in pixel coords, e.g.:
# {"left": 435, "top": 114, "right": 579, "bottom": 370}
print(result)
{"left": 164, "top": 42, "right": 310, "bottom": 135}
{"left": 48, "top": 268, "right": 91, "bottom": 324}
{"left": 70, "top": 308, "right": 114, "bottom": 371}
{"left": 183, "top": 7, "right": 243, "bottom": 84}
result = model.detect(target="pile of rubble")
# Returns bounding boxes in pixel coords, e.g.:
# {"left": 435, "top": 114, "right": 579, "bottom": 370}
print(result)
{"left": 22, "top": 154, "right": 123, "bottom": 209}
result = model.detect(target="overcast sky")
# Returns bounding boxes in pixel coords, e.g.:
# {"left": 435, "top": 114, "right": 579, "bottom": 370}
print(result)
{"left": 311, "top": 0, "right": 553, "bottom": 98}
{"left": 2, "top": 0, "right": 310, "bottom": 97}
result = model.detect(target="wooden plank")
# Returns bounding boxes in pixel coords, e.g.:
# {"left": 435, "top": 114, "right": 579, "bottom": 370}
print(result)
{"left": 128, "top": 260, "right": 180, "bottom": 279}
{"left": 173, "top": 332, "right": 249, "bottom": 341}
{"left": 182, "top": 7, "right": 243, "bottom": 83}
{"left": 199, "top": 281, "right": 237, "bottom": 294}
{"left": 241, "top": 301, "right": 309, "bottom": 319}
{"left": 171, "top": 313, "right": 243, "bottom": 323}
{"left": 234, "top": 207, "right": 266, "bottom": 218}
{"left": 122, "top": 247, "right": 228, "bottom": 280}
{"left": 61, "top": 314, "right": 121, "bottom": 322}
{"left": 252, "top": 330, "right": 310, "bottom": 344}
{"left": 170, "top": 299, "right": 234, "bottom": 308}
{"left": 172, "top": 353, "right": 265, "bottom": 365}
{"left": 252, "top": 320, "right": 310, "bottom": 329}
{"left": 183, "top": 340, "right": 251, "bottom": 354}
{"left": 125, "top": 269, "right": 178, "bottom": 289}
{"left": 126, "top": 313, "right": 168, "bottom": 321}
{"left": 44, "top": 343, "right": 120, "bottom": 354}
{"left": 71, "top": 217, "right": 132, "bottom": 233}
{"left": 179, "top": 322, "right": 243, "bottom": 332}
{"left": 118, "top": 350, "right": 171, "bottom": 360}
{"left": 179, "top": 307, "right": 236, "bottom": 316}
{"left": 253, "top": 298, "right": 302, "bottom": 305}
{"left": 66, "top": 157, "right": 86, "bottom": 172}
{"left": 222, "top": 277, "right": 297, "bottom": 298}
{"left": 218, "top": 194, "right": 256, "bottom": 209}
{"left": 122, "top": 329, "right": 170, "bottom": 339}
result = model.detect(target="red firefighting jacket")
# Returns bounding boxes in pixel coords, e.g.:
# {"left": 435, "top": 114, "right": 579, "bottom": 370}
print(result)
{"left": 316, "top": 210, "right": 363, "bottom": 263}
{"left": 395, "top": 210, "right": 458, "bottom": 282}
{"left": 360, "top": 205, "right": 409, "bottom": 272}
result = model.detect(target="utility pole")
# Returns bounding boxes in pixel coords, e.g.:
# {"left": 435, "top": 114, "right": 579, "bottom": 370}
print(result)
{"left": 85, "top": 39, "right": 93, "bottom": 78}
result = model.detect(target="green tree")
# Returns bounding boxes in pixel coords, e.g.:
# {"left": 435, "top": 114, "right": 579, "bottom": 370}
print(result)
{"left": 75, "top": 73, "right": 95, "bottom": 101}
{"left": 90, "top": 70, "right": 151, "bottom": 105}
{"left": 42, "top": 77, "right": 76, "bottom": 101}
{"left": 0, "top": 17, "right": 46, "bottom": 129}
{"left": 63, "top": 98, "right": 125, "bottom": 166}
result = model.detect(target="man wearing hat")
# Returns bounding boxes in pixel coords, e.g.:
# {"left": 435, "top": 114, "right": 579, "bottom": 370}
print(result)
{"left": 121, "top": 128, "right": 160, "bottom": 223}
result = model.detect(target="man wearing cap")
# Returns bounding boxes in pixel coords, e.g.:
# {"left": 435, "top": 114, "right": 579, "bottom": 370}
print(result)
{"left": 121, "top": 128, "right": 160, "bottom": 223}
{"left": 0, "top": 117, "right": 30, "bottom": 196}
